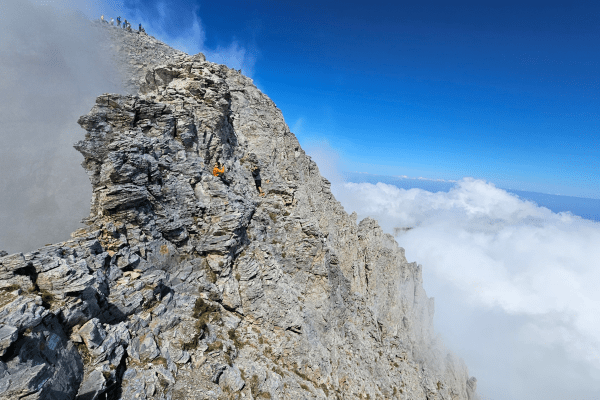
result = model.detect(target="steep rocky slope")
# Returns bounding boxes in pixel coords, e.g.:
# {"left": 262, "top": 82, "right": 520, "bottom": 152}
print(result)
{"left": 0, "top": 22, "right": 479, "bottom": 399}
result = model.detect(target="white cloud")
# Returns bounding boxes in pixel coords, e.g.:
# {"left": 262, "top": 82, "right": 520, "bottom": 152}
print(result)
{"left": 0, "top": 0, "right": 124, "bottom": 252}
{"left": 334, "top": 177, "right": 600, "bottom": 399}
{"left": 204, "top": 41, "right": 256, "bottom": 76}
{"left": 303, "top": 139, "right": 345, "bottom": 186}
{"left": 292, "top": 117, "right": 305, "bottom": 135}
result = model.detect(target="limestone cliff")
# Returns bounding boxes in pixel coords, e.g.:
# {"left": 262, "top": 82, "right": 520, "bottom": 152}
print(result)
{"left": 0, "top": 22, "right": 479, "bottom": 400}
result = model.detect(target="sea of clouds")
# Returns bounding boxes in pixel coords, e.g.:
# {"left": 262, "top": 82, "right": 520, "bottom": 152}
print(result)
{"left": 331, "top": 175, "right": 600, "bottom": 399}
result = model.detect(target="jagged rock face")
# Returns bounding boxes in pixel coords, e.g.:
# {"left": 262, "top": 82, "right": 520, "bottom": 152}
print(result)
{"left": 0, "top": 25, "right": 478, "bottom": 400}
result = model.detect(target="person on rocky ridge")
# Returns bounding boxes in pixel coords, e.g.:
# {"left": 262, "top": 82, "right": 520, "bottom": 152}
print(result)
{"left": 251, "top": 165, "right": 265, "bottom": 196}
{"left": 245, "top": 153, "right": 265, "bottom": 196}
{"left": 212, "top": 162, "right": 225, "bottom": 177}
{"left": 117, "top": 16, "right": 121, "bottom": 27}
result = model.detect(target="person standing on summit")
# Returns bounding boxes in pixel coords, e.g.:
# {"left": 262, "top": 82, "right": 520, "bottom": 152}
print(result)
{"left": 117, "top": 16, "right": 121, "bottom": 27}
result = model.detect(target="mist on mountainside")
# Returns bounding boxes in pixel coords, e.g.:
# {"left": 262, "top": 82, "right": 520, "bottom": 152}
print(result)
{"left": 0, "top": 0, "right": 124, "bottom": 253}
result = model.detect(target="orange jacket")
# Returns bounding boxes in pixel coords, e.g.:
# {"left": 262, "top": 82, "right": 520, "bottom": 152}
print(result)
{"left": 212, "top": 165, "right": 225, "bottom": 177}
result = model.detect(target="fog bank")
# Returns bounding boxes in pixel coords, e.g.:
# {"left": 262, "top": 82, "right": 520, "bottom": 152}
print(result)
{"left": 0, "top": 0, "right": 123, "bottom": 252}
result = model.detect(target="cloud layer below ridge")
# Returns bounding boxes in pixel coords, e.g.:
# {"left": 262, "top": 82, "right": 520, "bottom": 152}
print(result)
{"left": 333, "top": 177, "right": 600, "bottom": 399}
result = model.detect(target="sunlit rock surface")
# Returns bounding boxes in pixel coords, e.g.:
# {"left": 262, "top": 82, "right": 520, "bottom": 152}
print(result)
{"left": 0, "top": 22, "right": 479, "bottom": 400}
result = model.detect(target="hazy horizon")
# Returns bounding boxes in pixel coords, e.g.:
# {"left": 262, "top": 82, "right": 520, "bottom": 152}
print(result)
{"left": 344, "top": 171, "right": 600, "bottom": 222}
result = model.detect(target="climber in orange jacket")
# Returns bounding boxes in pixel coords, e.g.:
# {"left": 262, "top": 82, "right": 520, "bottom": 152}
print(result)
{"left": 212, "top": 162, "right": 225, "bottom": 177}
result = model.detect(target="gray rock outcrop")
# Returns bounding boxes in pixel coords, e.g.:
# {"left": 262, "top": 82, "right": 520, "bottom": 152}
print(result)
{"left": 0, "top": 22, "right": 478, "bottom": 399}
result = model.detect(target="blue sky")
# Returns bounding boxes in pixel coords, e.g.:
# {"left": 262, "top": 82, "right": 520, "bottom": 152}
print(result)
{"left": 106, "top": 0, "right": 600, "bottom": 199}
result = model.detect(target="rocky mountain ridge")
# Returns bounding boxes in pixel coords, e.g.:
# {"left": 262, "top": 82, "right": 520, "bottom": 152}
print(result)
{"left": 0, "top": 22, "right": 479, "bottom": 399}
